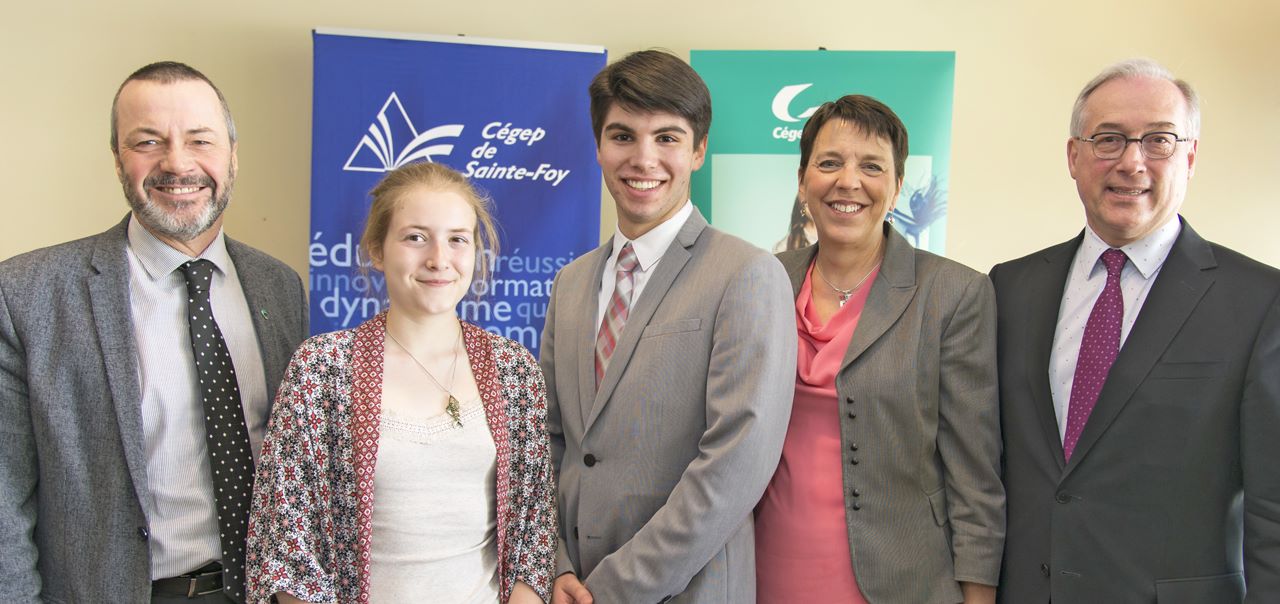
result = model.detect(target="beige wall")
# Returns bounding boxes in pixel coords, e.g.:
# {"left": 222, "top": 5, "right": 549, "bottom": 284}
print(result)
{"left": 3, "top": 0, "right": 1277, "bottom": 276}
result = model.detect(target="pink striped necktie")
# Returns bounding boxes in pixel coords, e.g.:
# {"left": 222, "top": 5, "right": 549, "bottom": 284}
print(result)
{"left": 1063, "top": 248, "right": 1128, "bottom": 460}
{"left": 595, "top": 243, "right": 639, "bottom": 385}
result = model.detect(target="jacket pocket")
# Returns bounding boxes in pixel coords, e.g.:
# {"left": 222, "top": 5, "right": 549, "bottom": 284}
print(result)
{"left": 1154, "top": 572, "right": 1244, "bottom": 603}
{"left": 641, "top": 318, "right": 702, "bottom": 338}
{"left": 1148, "top": 360, "right": 1225, "bottom": 380}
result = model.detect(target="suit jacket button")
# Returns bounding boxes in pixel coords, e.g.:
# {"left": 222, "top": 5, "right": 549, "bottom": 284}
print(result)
{"left": 849, "top": 458, "right": 859, "bottom": 465}
{"left": 851, "top": 502, "right": 862, "bottom": 511}
{"left": 845, "top": 397, "right": 855, "bottom": 405}
{"left": 850, "top": 489, "right": 860, "bottom": 497}
{"left": 584, "top": 454, "right": 597, "bottom": 467}
{"left": 1055, "top": 492, "right": 1071, "bottom": 504}
{"left": 1040, "top": 563, "right": 1050, "bottom": 577}
{"left": 847, "top": 412, "right": 856, "bottom": 419}
{"left": 849, "top": 443, "right": 859, "bottom": 451}
{"left": 137, "top": 526, "right": 149, "bottom": 541}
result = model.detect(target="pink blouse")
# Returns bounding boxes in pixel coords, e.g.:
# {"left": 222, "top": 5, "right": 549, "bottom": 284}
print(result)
{"left": 756, "top": 262, "right": 879, "bottom": 603}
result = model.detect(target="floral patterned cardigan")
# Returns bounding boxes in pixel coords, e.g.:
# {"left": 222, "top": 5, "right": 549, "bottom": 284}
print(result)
{"left": 244, "top": 312, "right": 556, "bottom": 603}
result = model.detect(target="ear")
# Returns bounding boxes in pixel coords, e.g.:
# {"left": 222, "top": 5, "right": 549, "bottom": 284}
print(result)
{"left": 690, "top": 135, "right": 708, "bottom": 171}
{"left": 231, "top": 141, "right": 239, "bottom": 174}
{"left": 890, "top": 175, "right": 904, "bottom": 212}
{"left": 1185, "top": 138, "right": 1198, "bottom": 178}
{"left": 1066, "top": 137, "right": 1082, "bottom": 180}
{"left": 369, "top": 244, "right": 385, "bottom": 273}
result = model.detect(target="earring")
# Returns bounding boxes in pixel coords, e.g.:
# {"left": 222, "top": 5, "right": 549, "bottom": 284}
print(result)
{"left": 800, "top": 204, "right": 810, "bottom": 218}
{"left": 886, "top": 213, "right": 896, "bottom": 225}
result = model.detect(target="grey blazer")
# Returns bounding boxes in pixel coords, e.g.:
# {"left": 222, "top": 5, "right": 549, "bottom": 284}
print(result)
{"left": 540, "top": 208, "right": 796, "bottom": 603}
{"left": 991, "top": 218, "right": 1280, "bottom": 604}
{"left": 0, "top": 216, "right": 308, "bottom": 603}
{"left": 776, "top": 224, "right": 1004, "bottom": 604}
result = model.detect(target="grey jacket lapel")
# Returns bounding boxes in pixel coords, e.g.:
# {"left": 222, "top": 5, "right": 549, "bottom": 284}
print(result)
{"left": 585, "top": 210, "right": 705, "bottom": 431}
{"left": 227, "top": 237, "right": 287, "bottom": 397}
{"left": 839, "top": 225, "right": 917, "bottom": 373}
{"left": 88, "top": 218, "right": 151, "bottom": 516}
{"left": 577, "top": 241, "right": 613, "bottom": 427}
{"left": 1064, "top": 220, "right": 1215, "bottom": 477}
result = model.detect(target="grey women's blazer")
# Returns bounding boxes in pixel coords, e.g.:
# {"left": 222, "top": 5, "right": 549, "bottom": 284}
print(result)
{"left": 775, "top": 223, "right": 1004, "bottom": 604}
{"left": 0, "top": 216, "right": 308, "bottom": 603}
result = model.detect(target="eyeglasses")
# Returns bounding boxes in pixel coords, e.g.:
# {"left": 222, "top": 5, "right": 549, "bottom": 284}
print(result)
{"left": 1075, "top": 131, "right": 1189, "bottom": 160}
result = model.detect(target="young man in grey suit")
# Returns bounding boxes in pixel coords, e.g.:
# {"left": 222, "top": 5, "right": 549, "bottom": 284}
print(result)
{"left": 0, "top": 62, "right": 308, "bottom": 603}
{"left": 540, "top": 50, "right": 797, "bottom": 603}
{"left": 991, "top": 59, "right": 1280, "bottom": 603}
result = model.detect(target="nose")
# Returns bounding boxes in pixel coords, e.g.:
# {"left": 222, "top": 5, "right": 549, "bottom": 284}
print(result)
{"left": 835, "top": 164, "right": 863, "bottom": 190}
{"left": 425, "top": 238, "right": 447, "bottom": 270}
{"left": 160, "top": 144, "right": 196, "bottom": 174}
{"left": 1114, "top": 138, "right": 1147, "bottom": 174}
{"left": 629, "top": 139, "right": 659, "bottom": 170}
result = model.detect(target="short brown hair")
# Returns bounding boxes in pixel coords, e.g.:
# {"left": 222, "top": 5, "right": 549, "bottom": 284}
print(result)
{"left": 798, "top": 95, "right": 908, "bottom": 182}
{"left": 360, "top": 162, "right": 500, "bottom": 289}
{"left": 589, "top": 50, "right": 711, "bottom": 146}
{"left": 110, "top": 61, "right": 235, "bottom": 152}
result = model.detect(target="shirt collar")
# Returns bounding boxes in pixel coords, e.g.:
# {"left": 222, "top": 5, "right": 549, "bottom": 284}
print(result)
{"left": 610, "top": 201, "right": 693, "bottom": 273}
{"left": 126, "top": 214, "right": 232, "bottom": 281}
{"left": 1078, "top": 216, "right": 1181, "bottom": 280}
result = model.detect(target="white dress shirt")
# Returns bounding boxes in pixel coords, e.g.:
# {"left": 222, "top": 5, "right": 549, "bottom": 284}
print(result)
{"left": 596, "top": 201, "right": 694, "bottom": 331}
{"left": 1048, "top": 217, "right": 1182, "bottom": 440}
{"left": 125, "top": 216, "right": 269, "bottom": 579}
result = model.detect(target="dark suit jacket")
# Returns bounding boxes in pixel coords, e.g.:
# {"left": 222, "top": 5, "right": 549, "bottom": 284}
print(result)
{"left": 541, "top": 208, "right": 797, "bottom": 603}
{"left": 0, "top": 216, "right": 308, "bottom": 603}
{"left": 991, "top": 217, "right": 1280, "bottom": 604}
{"left": 776, "top": 224, "right": 1004, "bottom": 604}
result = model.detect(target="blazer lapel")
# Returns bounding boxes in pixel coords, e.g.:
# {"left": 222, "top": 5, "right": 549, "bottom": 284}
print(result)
{"left": 586, "top": 210, "right": 705, "bottom": 431}
{"left": 227, "top": 238, "right": 287, "bottom": 394}
{"left": 839, "top": 226, "right": 917, "bottom": 373}
{"left": 577, "top": 241, "right": 613, "bottom": 428}
{"left": 1025, "top": 237, "right": 1080, "bottom": 470}
{"left": 88, "top": 218, "right": 152, "bottom": 516}
{"left": 1063, "top": 221, "right": 1215, "bottom": 476}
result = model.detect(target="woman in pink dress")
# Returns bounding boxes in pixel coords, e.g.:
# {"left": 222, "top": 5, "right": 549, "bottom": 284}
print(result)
{"left": 756, "top": 95, "right": 1004, "bottom": 604}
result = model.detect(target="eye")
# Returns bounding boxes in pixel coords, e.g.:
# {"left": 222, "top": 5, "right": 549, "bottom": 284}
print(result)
{"left": 1145, "top": 133, "right": 1175, "bottom": 145}
{"left": 1092, "top": 133, "right": 1125, "bottom": 145}
{"left": 656, "top": 133, "right": 679, "bottom": 143}
{"left": 404, "top": 233, "right": 426, "bottom": 243}
{"left": 609, "top": 132, "right": 633, "bottom": 143}
{"left": 816, "top": 159, "right": 842, "bottom": 171}
{"left": 449, "top": 235, "right": 471, "bottom": 245}
{"left": 861, "top": 163, "right": 884, "bottom": 175}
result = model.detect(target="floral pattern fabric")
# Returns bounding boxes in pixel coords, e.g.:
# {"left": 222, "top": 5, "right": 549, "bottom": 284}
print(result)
{"left": 245, "top": 312, "right": 556, "bottom": 603}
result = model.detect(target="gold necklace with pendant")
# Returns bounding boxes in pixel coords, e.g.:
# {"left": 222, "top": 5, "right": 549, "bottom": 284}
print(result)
{"left": 386, "top": 323, "right": 464, "bottom": 427}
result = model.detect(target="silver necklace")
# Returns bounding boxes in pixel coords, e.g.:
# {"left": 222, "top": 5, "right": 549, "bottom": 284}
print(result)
{"left": 816, "top": 261, "right": 881, "bottom": 307}
{"left": 386, "top": 324, "right": 464, "bottom": 427}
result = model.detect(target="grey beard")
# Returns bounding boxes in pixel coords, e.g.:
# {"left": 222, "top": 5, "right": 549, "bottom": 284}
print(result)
{"left": 123, "top": 173, "right": 234, "bottom": 243}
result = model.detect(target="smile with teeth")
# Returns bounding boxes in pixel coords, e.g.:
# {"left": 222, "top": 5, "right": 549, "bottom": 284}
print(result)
{"left": 625, "top": 179, "right": 662, "bottom": 191}
{"left": 1109, "top": 187, "right": 1148, "bottom": 196}
{"left": 156, "top": 186, "right": 204, "bottom": 194}
{"left": 829, "top": 202, "right": 866, "bottom": 214}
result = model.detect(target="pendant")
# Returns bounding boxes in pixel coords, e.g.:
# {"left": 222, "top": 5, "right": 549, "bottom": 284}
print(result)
{"left": 446, "top": 394, "right": 463, "bottom": 427}
{"left": 838, "top": 293, "right": 851, "bottom": 308}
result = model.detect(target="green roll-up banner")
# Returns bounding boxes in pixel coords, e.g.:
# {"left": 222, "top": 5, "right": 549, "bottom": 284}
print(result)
{"left": 691, "top": 50, "right": 956, "bottom": 255}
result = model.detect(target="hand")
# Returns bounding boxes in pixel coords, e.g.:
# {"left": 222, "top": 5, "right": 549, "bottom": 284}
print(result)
{"left": 960, "top": 581, "right": 996, "bottom": 604}
{"left": 509, "top": 580, "right": 544, "bottom": 604}
{"left": 551, "top": 572, "right": 593, "bottom": 604}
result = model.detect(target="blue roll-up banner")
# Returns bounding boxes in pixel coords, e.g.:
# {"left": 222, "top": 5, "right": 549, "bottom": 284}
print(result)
{"left": 309, "top": 29, "right": 606, "bottom": 356}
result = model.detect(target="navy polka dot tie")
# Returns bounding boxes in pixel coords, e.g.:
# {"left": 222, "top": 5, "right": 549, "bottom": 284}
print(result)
{"left": 180, "top": 259, "right": 252, "bottom": 603}
{"left": 1063, "top": 248, "right": 1128, "bottom": 460}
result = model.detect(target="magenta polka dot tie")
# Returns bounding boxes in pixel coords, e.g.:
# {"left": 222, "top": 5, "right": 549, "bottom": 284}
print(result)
{"left": 1063, "top": 248, "right": 1128, "bottom": 461}
{"left": 180, "top": 260, "right": 252, "bottom": 602}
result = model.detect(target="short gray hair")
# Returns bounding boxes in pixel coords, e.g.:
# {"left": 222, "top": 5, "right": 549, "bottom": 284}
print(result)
{"left": 110, "top": 61, "right": 237, "bottom": 153}
{"left": 1069, "top": 58, "right": 1200, "bottom": 139}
